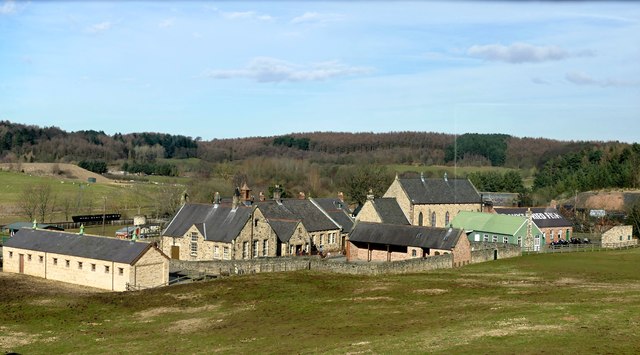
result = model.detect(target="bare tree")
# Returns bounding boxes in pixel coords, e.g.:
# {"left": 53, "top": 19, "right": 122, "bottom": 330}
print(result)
{"left": 36, "top": 184, "right": 53, "bottom": 223}
{"left": 18, "top": 184, "right": 39, "bottom": 221}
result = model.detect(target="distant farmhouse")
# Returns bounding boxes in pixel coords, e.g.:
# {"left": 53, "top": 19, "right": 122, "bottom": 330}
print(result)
{"left": 598, "top": 225, "right": 636, "bottom": 249}
{"left": 2, "top": 229, "right": 169, "bottom": 291}
{"left": 494, "top": 207, "right": 573, "bottom": 245}
{"left": 383, "top": 173, "right": 482, "bottom": 228}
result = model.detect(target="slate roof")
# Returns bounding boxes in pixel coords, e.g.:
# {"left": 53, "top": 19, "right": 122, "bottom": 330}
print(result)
{"left": 4, "top": 229, "right": 154, "bottom": 265}
{"left": 494, "top": 207, "right": 572, "bottom": 228}
{"left": 450, "top": 211, "right": 542, "bottom": 236}
{"left": 312, "top": 198, "right": 355, "bottom": 232}
{"left": 370, "top": 198, "right": 410, "bottom": 225}
{"left": 398, "top": 178, "right": 480, "bottom": 204}
{"left": 349, "top": 222, "right": 463, "bottom": 250}
{"left": 280, "top": 199, "right": 340, "bottom": 232}
{"left": 268, "top": 220, "right": 299, "bottom": 243}
{"left": 3, "top": 222, "right": 64, "bottom": 232}
{"left": 162, "top": 203, "right": 253, "bottom": 243}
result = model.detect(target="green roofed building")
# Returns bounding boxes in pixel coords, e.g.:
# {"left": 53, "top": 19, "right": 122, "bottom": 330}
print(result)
{"left": 450, "top": 211, "right": 544, "bottom": 251}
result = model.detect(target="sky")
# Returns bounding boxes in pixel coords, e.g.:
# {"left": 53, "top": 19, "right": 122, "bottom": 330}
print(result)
{"left": 0, "top": 1, "right": 639, "bottom": 142}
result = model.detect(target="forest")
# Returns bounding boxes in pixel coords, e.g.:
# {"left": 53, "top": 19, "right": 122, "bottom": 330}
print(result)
{"left": 1, "top": 120, "right": 639, "bottom": 210}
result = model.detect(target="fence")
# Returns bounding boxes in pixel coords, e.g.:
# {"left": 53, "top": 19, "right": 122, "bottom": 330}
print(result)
{"left": 525, "top": 241, "right": 639, "bottom": 255}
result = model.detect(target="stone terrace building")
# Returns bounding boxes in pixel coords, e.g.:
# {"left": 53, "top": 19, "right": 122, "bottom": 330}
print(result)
{"left": 311, "top": 197, "right": 355, "bottom": 251}
{"left": 161, "top": 202, "right": 280, "bottom": 261}
{"left": 383, "top": 173, "right": 482, "bottom": 228}
{"left": 347, "top": 222, "right": 471, "bottom": 267}
{"left": 494, "top": 207, "right": 573, "bottom": 245}
{"left": 254, "top": 201, "right": 312, "bottom": 256}
{"left": 600, "top": 225, "right": 636, "bottom": 248}
{"left": 279, "top": 199, "right": 342, "bottom": 253}
{"left": 2, "top": 229, "right": 169, "bottom": 291}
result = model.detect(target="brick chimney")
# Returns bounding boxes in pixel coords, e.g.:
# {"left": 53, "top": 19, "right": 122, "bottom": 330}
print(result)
{"left": 259, "top": 191, "right": 265, "bottom": 202}
{"left": 298, "top": 191, "right": 306, "bottom": 200}
{"left": 337, "top": 191, "right": 344, "bottom": 202}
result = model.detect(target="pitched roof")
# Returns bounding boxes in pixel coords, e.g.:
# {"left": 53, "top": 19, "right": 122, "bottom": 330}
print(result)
{"left": 370, "top": 198, "right": 410, "bottom": 225}
{"left": 4, "top": 229, "right": 155, "bottom": 264}
{"left": 268, "top": 220, "right": 300, "bottom": 243}
{"left": 450, "top": 211, "right": 541, "bottom": 236}
{"left": 312, "top": 198, "right": 355, "bottom": 232}
{"left": 280, "top": 199, "right": 340, "bottom": 232}
{"left": 494, "top": 207, "right": 572, "bottom": 228}
{"left": 349, "top": 222, "right": 463, "bottom": 250}
{"left": 162, "top": 203, "right": 252, "bottom": 243}
{"left": 398, "top": 177, "right": 480, "bottom": 204}
{"left": 3, "top": 222, "right": 64, "bottom": 232}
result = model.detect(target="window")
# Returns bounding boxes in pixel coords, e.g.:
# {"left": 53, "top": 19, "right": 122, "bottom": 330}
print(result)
{"left": 78, "top": 261, "right": 83, "bottom": 269}
{"left": 629, "top": 235, "right": 632, "bottom": 241}
{"left": 190, "top": 241, "right": 198, "bottom": 256}
{"left": 191, "top": 232, "right": 198, "bottom": 242}
{"left": 434, "top": 251, "right": 440, "bottom": 256}
{"left": 253, "top": 240, "right": 259, "bottom": 257}
{"left": 431, "top": 212, "right": 436, "bottom": 227}
{"left": 91, "top": 263, "right": 96, "bottom": 271}
{"left": 320, "top": 234, "right": 325, "bottom": 245}
{"left": 28, "top": 254, "right": 32, "bottom": 261}
{"left": 418, "top": 212, "right": 424, "bottom": 226}
{"left": 65, "top": 260, "right": 70, "bottom": 268}
{"left": 620, "top": 236, "right": 623, "bottom": 241}
{"left": 290, "top": 245, "right": 295, "bottom": 255}
{"left": 53, "top": 258, "right": 58, "bottom": 265}
{"left": 483, "top": 234, "right": 489, "bottom": 242}
{"left": 242, "top": 241, "right": 249, "bottom": 259}
{"left": 517, "top": 237, "right": 522, "bottom": 246}
{"left": 411, "top": 249, "right": 417, "bottom": 257}
{"left": 214, "top": 246, "right": 220, "bottom": 258}
{"left": 118, "top": 267, "right": 124, "bottom": 276}
{"left": 8, "top": 251, "right": 12, "bottom": 258}
{"left": 105, "top": 265, "right": 110, "bottom": 273}
{"left": 39, "top": 255, "right": 44, "bottom": 263}
{"left": 492, "top": 235, "right": 498, "bottom": 243}
{"left": 503, "top": 236, "right": 509, "bottom": 244}
{"left": 254, "top": 218, "right": 259, "bottom": 227}
{"left": 550, "top": 230, "right": 554, "bottom": 241}
{"left": 445, "top": 212, "right": 450, "bottom": 226}
{"left": 223, "top": 247, "right": 229, "bottom": 260}
{"left": 262, "top": 240, "right": 268, "bottom": 256}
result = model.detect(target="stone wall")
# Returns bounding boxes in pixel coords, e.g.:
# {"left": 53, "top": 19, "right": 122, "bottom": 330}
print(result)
{"left": 131, "top": 247, "right": 169, "bottom": 289}
{"left": 469, "top": 242, "right": 521, "bottom": 264}
{"left": 172, "top": 254, "right": 454, "bottom": 276}
{"left": 355, "top": 200, "right": 383, "bottom": 223}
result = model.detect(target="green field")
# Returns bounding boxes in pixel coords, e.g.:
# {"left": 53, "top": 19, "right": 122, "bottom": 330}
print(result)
{"left": 0, "top": 171, "right": 173, "bottom": 225}
{"left": 2, "top": 249, "right": 640, "bottom": 354}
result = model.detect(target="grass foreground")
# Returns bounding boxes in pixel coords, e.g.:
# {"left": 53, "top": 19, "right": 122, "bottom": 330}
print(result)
{"left": 2, "top": 249, "right": 640, "bottom": 354}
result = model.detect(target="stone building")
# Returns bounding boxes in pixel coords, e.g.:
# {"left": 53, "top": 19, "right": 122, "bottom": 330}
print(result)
{"left": 383, "top": 173, "right": 482, "bottom": 228}
{"left": 494, "top": 207, "right": 573, "bottom": 245}
{"left": 311, "top": 196, "right": 355, "bottom": 251}
{"left": 355, "top": 196, "right": 410, "bottom": 225}
{"left": 450, "top": 211, "right": 545, "bottom": 251}
{"left": 347, "top": 222, "right": 471, "bottom": 267}
{"left": 2, "top": 229, "right": 169, "bottom": 291}
{"left": 254, "top": 201, "right": 312, "bottom": 256}
{"left": 600, "top": 225, "right": 636, "bottom": 248}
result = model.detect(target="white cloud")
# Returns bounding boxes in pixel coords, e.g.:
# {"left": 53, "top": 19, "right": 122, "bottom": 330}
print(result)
{"left": 467, "top": 42, "right": 593, "bottom": 64}
{"left": 87, "top": 21, "right": 112, "bottom": 34}
{"left": 202, "top": 57, "right": 373, "bottom": 83}
{"left": 291, "top": 12, "right": 344, "bottom": 24}
{"left": 159, "top": 18, "right": 175, "bottom": 28}
{"left": 223, "top": 11, "right": 273, "bottom": 21}
{"left": 565, "top": 71, "right": 639, "bottom": 88}
{"left": 0, "top": 0, "right": 16, "bottom": 15}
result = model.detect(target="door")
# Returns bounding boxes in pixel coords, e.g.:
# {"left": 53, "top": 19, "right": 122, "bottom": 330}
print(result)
{"left": 171, "top": 246, "right": 180, "bottom": 260}
{"left": 534, "top": 236, "right": 541, "bottom": 251}
{"left": 19, "top": 254, "right": 24, "bottom": 273}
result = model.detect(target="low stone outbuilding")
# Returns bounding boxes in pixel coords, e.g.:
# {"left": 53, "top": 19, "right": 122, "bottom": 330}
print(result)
{"left": 600, "top": 225, "right": 636, "bottom": 248}
{"left": 2, "top": 229, "right": 169, "bottom": 291}
{"left": 347, "top": 222, "right": 471, "bottom": 267}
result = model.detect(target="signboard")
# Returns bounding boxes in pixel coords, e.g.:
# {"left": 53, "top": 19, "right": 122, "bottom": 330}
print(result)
{"left": 589, "top": 210, "right": 606, "bottom": 218}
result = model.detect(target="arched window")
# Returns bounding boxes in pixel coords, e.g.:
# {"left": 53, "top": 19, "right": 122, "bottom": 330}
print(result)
{"left": 418, "top": 212, "right": 423, "bottom": 226}
{"left": 445, "top": 212, "right": 450, "bottom": 226}
{"left": 431, "top": 212, "right": 436, "bottom": 227}
{"left": 434, "top": 251, "right": 440, "bottom": 256}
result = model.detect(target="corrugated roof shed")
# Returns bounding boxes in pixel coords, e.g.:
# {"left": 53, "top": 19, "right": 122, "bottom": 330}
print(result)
{"left": 399, "top": 178, "right": 480, "bottom": 204}
{"left": 4, "top": 229, "right": 153, "bottom": 264}
{"left": 349, "top": 222, "right": 462, "bottom": 250}
{"left": 162, "top": 203, "right": 253, "bottom": 243}
{"left": 450, "top": 211, "right": 541, "bottom": 236}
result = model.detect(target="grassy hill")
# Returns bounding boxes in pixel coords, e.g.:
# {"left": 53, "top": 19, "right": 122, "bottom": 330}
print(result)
{"left": 2, "top": 249, "right": 640, "bottom": 353}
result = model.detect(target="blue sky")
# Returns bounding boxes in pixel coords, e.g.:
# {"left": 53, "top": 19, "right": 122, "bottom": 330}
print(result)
{"left": 0, "top": 1, "right": 639, "bottom": 142}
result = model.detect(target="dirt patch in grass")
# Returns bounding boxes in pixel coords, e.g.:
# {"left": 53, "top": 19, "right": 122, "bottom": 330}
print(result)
{"left": 342, "top": 296, "right": 393, "bottom": 302}
{"left": 166, "top": 318, "right": 214, "bottom": 334}
{"left": 0, "top": 327, "right": 37, "bottom": 350}
{"left": 413, "top": 288, "right": 449, "bottom": 295}
{"left": 135, "top": 304, "right": 220, "bottom": 320}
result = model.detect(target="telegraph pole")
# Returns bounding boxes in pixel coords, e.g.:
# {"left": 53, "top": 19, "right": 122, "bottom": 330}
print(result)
{"left": 102, "top": 196, "right": 107, "bottom": 235}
